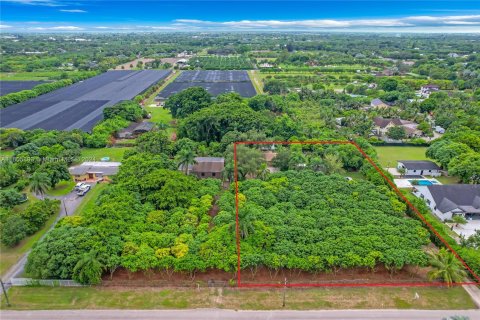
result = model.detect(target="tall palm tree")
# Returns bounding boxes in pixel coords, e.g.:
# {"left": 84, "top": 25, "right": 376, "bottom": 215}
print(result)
{"left": 322, "top": 154, "right": 344, "bottom": 175}
{"left": 427, "top": 248, "right": 467, "bottom": 287}
{"left": 176, "top": 148, "right": 196, "bottom": 175}
{"left": 29, "top": 172, "right": 50, "bottom": 199}
{"left": 73, "top": 250, "right": 104, "bottom": 285}
{"left": 256, "top": 162, "right": 270, "bottom": 180}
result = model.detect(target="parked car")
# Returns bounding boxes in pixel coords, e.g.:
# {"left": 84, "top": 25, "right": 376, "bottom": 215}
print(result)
{"left": 74, "top": 182, "right": 88, "bottom": 191}
{"left": 76, "top": 184, "right": 91, "bottom": 196}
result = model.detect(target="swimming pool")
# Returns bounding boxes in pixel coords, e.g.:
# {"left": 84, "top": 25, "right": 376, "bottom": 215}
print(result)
{"left": 408, "top": 179, "right": 439, "bottom": 186}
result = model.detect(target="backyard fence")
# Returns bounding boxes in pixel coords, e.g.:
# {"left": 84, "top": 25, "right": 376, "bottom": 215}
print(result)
{"left": 10, "top": 278, "right": 83, "bottom": 287}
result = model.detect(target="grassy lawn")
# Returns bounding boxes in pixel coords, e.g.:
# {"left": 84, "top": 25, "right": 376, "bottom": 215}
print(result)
{"left": 74, "top": 183, "right": 109, "bottom": 216}
{"left": 340, "top": 171, "right": 365, "bottom": 180}
{"left": 0, "top": 208, "right": 59, "bottom": 277}
{"left": 374, "top": 146, "right": 429, "bottom": 168}
{"left": 144, "top": 107, "right": 176, "bottom": 137}
{"left": 0, "top": 71, "right": 63, "bottom": 81}
{"left": 45, "top": 180, "right": 75, "bottom": 197}
{"left": 436, "top": 175, "right": 460, "bottom": 185}
{"left": 248, "top": 70, "right": 264, "bottom": 94}
{"left": 1, "top": 286, "right": 474, "bottom": 310}
{"left": 0, "top": 149, "right": 15, "bottom": 159}
{"left": 79, "top": 147, "right": 132, "bottom": 164}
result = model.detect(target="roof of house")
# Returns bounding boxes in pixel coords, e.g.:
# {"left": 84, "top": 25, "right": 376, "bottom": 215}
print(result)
{"left": 371, "top": 98, "right": 388, "bottom": 107}
{"left": 398, "top": 160, "right": 441, "bottom": 171}
{"left": 373, "top": 117, "right": 403, "bottom": 128}
{"left": 422, "top": 84, "right": 440, "bottom": 89}
{"left": 373, "top": 117, "right": 419, "bottom": 132}
{"left": 190, "top": 157, "right": 225, "bottom": 173}
{"left": 118, "top": 122, "right": 155, "bottom": 136}
{"left": 264, "top": 151, "right": 277, "bottom": 162}
{"left": 427, "top": 185, "right": 480, "bottom": 213}
{"left": 69, "top": 162, "right": 121, "bottom": 176}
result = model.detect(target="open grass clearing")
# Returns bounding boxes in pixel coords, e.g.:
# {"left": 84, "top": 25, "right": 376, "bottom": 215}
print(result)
{"left": 1, "top": 286, "right": 474, "bottom": 310}
{"left": 45, "top": 180, "right": 75, "bottom": 197}
{"left": 0, "top": 71, "right": 63, "bottom": 81}
{"left": 0, "top": 207, "right": 59, "bottom": 277}
{"left": 78, "top": 147, "right": 132, "bottom": 164}
{"left": 248, "top": 70, "right": 264, "bottom": 94}
{"left": 374, "top": 146, "right": 430, "bottom": 168}
{"left": 436, "top": 175, "right": 460, "bottom": 185}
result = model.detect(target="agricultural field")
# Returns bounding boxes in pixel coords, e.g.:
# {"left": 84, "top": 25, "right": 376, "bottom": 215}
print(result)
{"left": 0, "top": 70, "right": 171, "bottom": 131}
{"left": 189, "top": 56, "right": 253, "bottom": 70}
{"left": 0, "top": 80, "right": 46, "bottom": 96}
{"left": 158, "top": 70, "right": 256, "bottom": 99}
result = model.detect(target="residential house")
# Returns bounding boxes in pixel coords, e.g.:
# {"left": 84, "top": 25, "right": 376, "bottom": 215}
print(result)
{"left": 181, "top": 157, "right": 225, "bottom": 179}
{"left": 414, "top": 185, "right": 480, "bottom": 221}
{"left": 435, "top": 126, "right": 445, "bottom": 134}
{"left": 117, "top": 122, "right": 155, "bottom": 139}
{"left": 420, "top": 84, "right": 440, "bottom": 98}
{"left": 259, "top": 63, "right": 274, "bottom": 68}
{"left": 370, "top": 98, "right": 389, "bottom": 109}
{"left": 397, "top": 160, "right": 441, "bottom": 177}
{"left": 69, "top": 162, "right": 121, "bottom": 182}
{"left": 373, "top": 117, "right": 422, "bottom": 138}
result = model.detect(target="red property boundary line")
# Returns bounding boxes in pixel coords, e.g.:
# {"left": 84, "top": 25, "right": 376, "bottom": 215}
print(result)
{"left": 233, "top": 140, "right": 480, "bottom": 288}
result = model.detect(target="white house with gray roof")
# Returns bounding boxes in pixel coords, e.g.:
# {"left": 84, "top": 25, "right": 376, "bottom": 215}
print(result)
{"left": 414, "top": 185, "right": 480, "bottom": 221}
{"left": 397, "top": 160, "right": 441, "bottom": 177}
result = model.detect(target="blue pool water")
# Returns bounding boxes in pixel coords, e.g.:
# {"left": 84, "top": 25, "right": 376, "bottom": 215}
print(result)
{"left": 408, "top": 179, "right": 437, "bottom": 186}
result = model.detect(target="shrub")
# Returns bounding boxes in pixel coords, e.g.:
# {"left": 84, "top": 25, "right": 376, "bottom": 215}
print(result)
{"left": 1, "top": 215, "right": 28, "bottom": 247}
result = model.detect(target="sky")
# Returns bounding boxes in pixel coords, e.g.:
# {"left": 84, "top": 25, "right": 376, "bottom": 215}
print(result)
{"left": 1, "top": 0, "right": 480, "bottom": 33}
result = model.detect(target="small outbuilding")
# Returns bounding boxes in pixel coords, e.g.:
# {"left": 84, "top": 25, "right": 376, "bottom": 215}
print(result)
{"left": 117, "top": 122, "right": 155, "bottom": 139}
{"left": 397, "top": 160, "right": 441, "bottom": 177}
{"left": 180, "top": 157, "right": 225, "bottom": 179}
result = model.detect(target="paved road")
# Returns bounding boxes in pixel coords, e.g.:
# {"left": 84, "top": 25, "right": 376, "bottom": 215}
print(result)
{"left": 0, "top": 184, "right": 94, "bottom": 287}
{"left": 1, "top": 309, "right": 478, "bottom": 320}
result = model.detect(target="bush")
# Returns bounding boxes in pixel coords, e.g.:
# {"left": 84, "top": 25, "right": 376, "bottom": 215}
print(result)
{"left": 21, "top": 199, "right": 60, "bottom": 235}
{"left": 1, "top": 215, "right": 28, "bottom": 247}
{"left": 0, "top": 189, "right": 25, "bottom": 208}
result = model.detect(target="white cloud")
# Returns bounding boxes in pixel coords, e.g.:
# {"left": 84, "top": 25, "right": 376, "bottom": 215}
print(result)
{"left": 174, "top": 15, "right": 480, "bottom": 30}
{"left": 2, "top": 0, "right": 64, "bottom": 6}
{"left": 0, "top": 24, "right": 12, "bottom": 29}
{"left": 28, "top": 25, "right": 83, "bottom": 31}
{"left": 60, "top": 9, "right": 87, "bottom": 13}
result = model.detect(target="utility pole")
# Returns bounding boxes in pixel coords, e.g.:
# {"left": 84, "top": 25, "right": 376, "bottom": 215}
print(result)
{"left": 282, "top": 277, "right": 287, "bottom": 307}
{"left": 63, "top": 198, "right": 68, "bottom": 216}
{"left": 0, "top": 279, "right": 11, "bottom": 307}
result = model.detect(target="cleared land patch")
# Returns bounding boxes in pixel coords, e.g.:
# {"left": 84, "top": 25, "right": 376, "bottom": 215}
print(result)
{"left": 1, "top": 286, "right": 474, "bottom": 310}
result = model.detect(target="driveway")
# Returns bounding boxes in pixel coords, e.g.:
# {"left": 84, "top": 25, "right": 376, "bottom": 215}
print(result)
{"left": 454, "top": 219, "right": 480, "bottom": 238}
{"left": 1, "top": 182, "right": 96, "bottom": 287}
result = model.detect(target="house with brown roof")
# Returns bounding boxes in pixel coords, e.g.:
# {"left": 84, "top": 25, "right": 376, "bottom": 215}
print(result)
{"left": 370, "top": 98, "right": 389, "bottom": 109}
{"left": 180, "top": 157, "right": 224, "bottom": 179}
{"left": 373, "top": 117, "right": 422, "bottom": 138}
